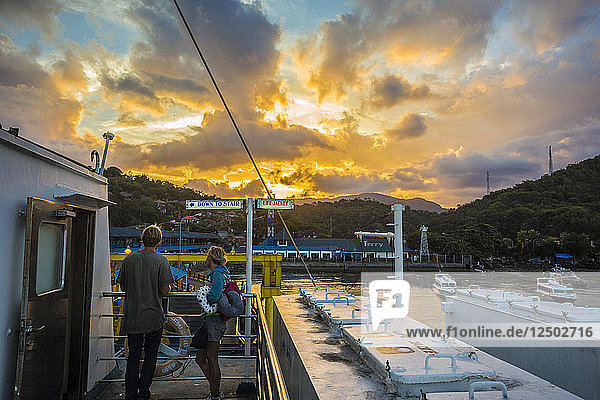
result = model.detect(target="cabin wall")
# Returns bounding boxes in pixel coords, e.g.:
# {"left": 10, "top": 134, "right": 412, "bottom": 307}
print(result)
{"left": 88, "top": 206, "right": 113, "bottom": 393}
{"left": 0, "top": 135, "right": 113, "bottom": 398}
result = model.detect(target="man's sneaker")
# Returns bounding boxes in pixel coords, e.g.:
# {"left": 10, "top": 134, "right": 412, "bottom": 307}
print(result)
{"left": 204, "top": 393, "right": 224, "bottom": 400}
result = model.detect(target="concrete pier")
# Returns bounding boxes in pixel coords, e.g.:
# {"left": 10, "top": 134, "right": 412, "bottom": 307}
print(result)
{"left": 273, "top": 295, "right": 394, "bottom": 400}
{"left": 277, "top": 293, "right": 582, "bottom": 399}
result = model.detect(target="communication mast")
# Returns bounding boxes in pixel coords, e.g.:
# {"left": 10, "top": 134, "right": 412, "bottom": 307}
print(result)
{"left": 486, "top": 170, "right": 490, "bottom": 195}
{"left": 419, "top": 226, "right": 429, "bottom": 263}
{"left": 548, "top": 145, "right": 553, "bottom": 175}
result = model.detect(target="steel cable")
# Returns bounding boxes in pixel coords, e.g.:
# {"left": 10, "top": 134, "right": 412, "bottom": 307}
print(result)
{"left": 172, "top": 0, "right": 316, "bottom": 288}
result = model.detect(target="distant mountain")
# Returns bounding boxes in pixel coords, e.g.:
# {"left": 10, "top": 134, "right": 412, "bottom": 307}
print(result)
{"left": 294, "top": 192, "right": 447, "bottom": 213}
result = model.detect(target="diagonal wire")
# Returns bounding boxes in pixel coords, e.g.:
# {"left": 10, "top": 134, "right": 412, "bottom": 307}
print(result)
{"left": 356, "top": 211, "right": 393, "bottom": 232}
{"left": 173, "top": 0, "right": 316, "bottom": 287}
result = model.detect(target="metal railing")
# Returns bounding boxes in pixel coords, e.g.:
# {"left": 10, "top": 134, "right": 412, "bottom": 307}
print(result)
{"left": 96, "top": 290, "right": 289, "bottom": 400}
{"left": 255, "top": 297, "right": 290, "bottom": 400}
{"left": 97, "top": 291, "right": 257, "bottom": 383}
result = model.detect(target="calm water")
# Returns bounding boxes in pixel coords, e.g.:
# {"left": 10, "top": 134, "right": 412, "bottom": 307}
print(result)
{"left": 271, "top": 270, "right": 600, "bottom": 330}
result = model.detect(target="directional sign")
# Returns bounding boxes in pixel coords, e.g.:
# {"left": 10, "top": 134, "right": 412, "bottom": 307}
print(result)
{"left": 186, "top": 199, "right": 244, "bottom": 210}
{"left": 256, "top": 198, "right": 295, "bottom": 210}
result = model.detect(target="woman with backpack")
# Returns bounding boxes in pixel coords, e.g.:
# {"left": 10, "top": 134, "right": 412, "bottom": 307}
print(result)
{"left": 192, "top": 246, "right": 230, "bottom": 400}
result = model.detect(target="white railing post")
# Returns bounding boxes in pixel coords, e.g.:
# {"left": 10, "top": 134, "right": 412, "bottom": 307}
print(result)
{"left": 392, "top": 204, "right": 405, "bottom": 279}
{"left": 244, "top": 198, "right": 253, "bottom": 380}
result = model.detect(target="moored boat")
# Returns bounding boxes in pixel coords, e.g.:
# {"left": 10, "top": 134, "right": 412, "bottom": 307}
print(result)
{"left": 549, "top": 267, "right": 587, "bottom": 288}
{"left": 536, "top": 277, "right": 578, "bottom": 303}
{"left": 432, "top": 273, "right": 457, "bottom": 296}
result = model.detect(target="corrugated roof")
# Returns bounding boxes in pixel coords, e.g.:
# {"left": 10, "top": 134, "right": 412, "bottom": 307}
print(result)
{"left": 110, "top": 226, "right": 219, "bottom": 239}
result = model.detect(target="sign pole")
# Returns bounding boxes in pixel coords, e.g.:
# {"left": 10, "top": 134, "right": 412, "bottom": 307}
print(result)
{"left": 392, "top": 204, "right": 404, "bottom": 279}
{"left": 244, "top": 198, "right": 253, "bottom": 380}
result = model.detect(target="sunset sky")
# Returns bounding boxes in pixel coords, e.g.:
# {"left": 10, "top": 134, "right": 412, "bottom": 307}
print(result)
{"left": 1, "top": 0, "right": 599, "bottom": 207}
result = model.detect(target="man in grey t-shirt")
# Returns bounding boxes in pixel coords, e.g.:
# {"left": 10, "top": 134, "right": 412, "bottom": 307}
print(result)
{"left": 118, "top": 225, "right": 174, "bottom": 400}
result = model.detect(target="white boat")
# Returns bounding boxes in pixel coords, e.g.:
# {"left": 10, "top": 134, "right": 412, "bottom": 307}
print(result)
{"left": 536, "top": 277, "right": 578, "bottom": 303}
{"left": 442, "top": 286, "right": 600, "bottom": 399}
{"left": 432, "top": 273, "right": 457, "bottom": 296}
{"left": 549, "top": 267, "right": 587, "bottom": 288}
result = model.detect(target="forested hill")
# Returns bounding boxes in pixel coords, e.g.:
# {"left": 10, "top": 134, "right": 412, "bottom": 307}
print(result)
{"left": 104, "top": 154, "right": 600, "bottom": 261}
{"left": 429, "top": 155, "right": 600, "bottom": 238}
{"left": 275, "top": 155, "right": 600, "bottom": 260}
{"left": 104, "top": 167, "right": 214, "bottom": 227}
{"left": 418, "top": 154, "right": 600, "bottom": 259}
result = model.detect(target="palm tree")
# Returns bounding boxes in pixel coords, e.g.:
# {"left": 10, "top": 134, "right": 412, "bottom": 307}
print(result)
{"left": 517, "top": 230, "right": 528, "bottom": 255}
{"left": 526, "top": 229, "right": 540, "bottom": 255}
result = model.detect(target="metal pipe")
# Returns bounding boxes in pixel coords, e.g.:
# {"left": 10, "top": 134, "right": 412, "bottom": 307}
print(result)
{"left": 97, "top": 334, "right": 257, "bottom": 339}
{"left": 99, "top": 131, "right": 114, "bottom": 174}
{"left": 98, "top": 355, "right": 256, "bottom": 361}
{"left": 98, "top": 376, "right": 255, "bottom": 383}
{"left": 99, "top": 314, "right": 255, "bottom": 318}
{"left": 244, "top": 198, "right": 253, "bottom": 380}
{"left": 392, "top": 204, "right": 405, "bottom": 278}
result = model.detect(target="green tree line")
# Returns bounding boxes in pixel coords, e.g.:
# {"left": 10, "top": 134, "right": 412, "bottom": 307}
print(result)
{"left": 105, "top": 154, "right": 600, "bottom": 262}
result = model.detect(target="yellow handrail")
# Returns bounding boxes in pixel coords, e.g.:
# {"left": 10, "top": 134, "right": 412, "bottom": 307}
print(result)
{"left": 255, "top": 296, "right": 290, "bottom": 400}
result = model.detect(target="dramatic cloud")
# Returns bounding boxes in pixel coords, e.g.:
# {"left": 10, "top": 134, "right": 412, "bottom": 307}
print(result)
{"left": 104, "top": 111, "right": 330, "bottom": 171}
{"left": 293, "top": 0, "right": 503, "bottom": 101}
{"left": 0, "top": 35, "right": 83, "bottom": 142}
{"left": 0, "top": 0, "right": 599, "bottom": 208}
{"left": 118, "top": 112, "right": 146, "bottom": 127}
{"left": 185, "top": 178, "right": 265, "bottom": 198}
{"left": 385, "top": 113, "right": 427, "bottom": 140}
{"left": 368, "top": 74, "right": 430, "bottom": 109}
{"left": 0, "top": 0, "right": 62, "bottom": 38}
{"left": 126, "top": 0, "right": 283, "bottom": 114}
{"left": 429, "top": 148, "right": 541, "bottom": 190}
{"left": 509, "top": 0, "right": 599, "bottom": 53}
{"left": 277, "top": 164, "right": 427, "bottom": 196}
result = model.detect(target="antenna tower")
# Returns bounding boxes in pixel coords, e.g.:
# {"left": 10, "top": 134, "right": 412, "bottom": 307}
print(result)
{"left": 486, "top": 170, "right": 490, "bottom": 195}
{"left": 419, "top": 226, "right": 429, "bottom": 263}
{"left": 548, "top": 145, "right": 553, "bottom": 175}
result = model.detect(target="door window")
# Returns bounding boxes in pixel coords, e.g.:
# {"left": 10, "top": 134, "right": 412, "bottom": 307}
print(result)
{"left": 36, "top": 222, "right": 67, "bottom": 295}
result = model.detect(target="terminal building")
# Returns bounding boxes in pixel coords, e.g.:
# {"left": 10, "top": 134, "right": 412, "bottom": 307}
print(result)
{"left": 254, "top": 229, "right": 413, "bottom": 262}
{"left": 109, "top": 227, "right": 414, "bottom": 262}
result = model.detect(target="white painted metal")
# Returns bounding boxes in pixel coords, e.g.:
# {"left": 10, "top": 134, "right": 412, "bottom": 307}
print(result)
{"left": 0, "top": 130, "right": 113, "bottom": 397}
{"left": 392, "top": 204, "right": 404, "bottom": 278}
{"left": 244, "top": 198, "right": 253, "bottom": 380}
{"left": 444, "top": 287, "right": 599, "bottom": 399}
{"left": 300, "top": 285, "right": 581, "bottom": 399}
{"left": 469, "top": 381, "right": 508, "bottom": 399}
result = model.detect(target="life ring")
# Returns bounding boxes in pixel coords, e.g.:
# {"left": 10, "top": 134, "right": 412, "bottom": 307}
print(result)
{"left": 124, "top": 314, "right": 191, "bottom": 377}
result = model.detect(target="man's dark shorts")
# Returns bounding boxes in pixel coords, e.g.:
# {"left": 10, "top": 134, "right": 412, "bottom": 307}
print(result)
{"left": 191, "top": 317, "right": 226, "bottom": 349}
